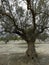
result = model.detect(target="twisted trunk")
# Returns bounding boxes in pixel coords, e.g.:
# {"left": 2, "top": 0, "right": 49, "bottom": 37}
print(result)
{"left": 26, "top": 40, "right": 40, "bottom": 65}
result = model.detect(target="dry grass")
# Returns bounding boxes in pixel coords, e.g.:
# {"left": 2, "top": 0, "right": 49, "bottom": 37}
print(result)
{"left": 0, "top": 40, "right": 49, "bottom": 65}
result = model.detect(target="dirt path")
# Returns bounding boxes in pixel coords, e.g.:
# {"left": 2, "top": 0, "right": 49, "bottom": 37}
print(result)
{"left": 0, "top": 40, "right": 49, "bottom": 65}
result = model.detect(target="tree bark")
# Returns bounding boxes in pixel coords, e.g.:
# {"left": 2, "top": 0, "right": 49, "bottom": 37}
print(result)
{"left": 26, "top": 42, "right": 37, "bottom": 58}
{"left": 26, "top": 41, "right": 40, "bottom": 65}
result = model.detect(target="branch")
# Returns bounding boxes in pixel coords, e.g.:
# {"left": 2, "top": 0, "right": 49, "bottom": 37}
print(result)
{"left": 26, "top": 0, "right": 36, "bottom": 32}
{"left": 38, "top": 26, "right": 49, "bottom": 34}
{"left": 36, "top": 11, "right": 49, "bottom": 16}
{"left": 0, "top": 12, "right": 25, "bottom": 36}
{"left": 26, "top": 0, "right": 31, "bottom": 10}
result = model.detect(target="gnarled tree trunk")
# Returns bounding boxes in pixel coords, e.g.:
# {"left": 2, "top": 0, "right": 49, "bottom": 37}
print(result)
{"left": 26, "top": 42, "right": 37, "bottom": 58}
{"left": 26, "top": 41, "right": 40, "bottom": 65}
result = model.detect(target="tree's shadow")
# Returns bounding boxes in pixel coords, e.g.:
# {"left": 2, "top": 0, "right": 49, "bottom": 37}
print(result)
{"left": 0, "top": 53, "right": 49, "bottom": 65}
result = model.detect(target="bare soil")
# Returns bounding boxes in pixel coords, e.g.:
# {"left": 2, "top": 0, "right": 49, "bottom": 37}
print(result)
{"left": 0, "top": 40, "right": 49, "bottom": 65}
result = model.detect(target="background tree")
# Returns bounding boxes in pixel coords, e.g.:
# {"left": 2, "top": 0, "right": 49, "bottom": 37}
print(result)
{"left": 0, "top": 0, "right": 49, "bottom": 65}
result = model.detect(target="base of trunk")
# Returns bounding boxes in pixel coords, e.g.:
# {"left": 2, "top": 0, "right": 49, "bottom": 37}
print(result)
{"left": 26, "top": 42, "right": 40, "bottom": 65}
{"left": 16, "top": 55, "right": 40, "bottom": 65}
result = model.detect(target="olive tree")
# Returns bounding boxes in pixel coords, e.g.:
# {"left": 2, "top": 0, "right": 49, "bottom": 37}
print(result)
{"left": 0, "top": 0, "right": 49, "bottom": 65}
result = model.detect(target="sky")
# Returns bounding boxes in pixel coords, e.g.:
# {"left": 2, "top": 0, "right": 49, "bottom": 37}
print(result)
{"left": 0, "top": 0, "right": 1, "bottom": 6}
{"left": 18, "top": 0, "right": 27, "bottom": 10}
{"left": 9, "top": 0, "right": 27, "bottom": 10}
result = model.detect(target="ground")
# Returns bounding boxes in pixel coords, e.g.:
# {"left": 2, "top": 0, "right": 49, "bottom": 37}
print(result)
{"left": 0, "top": 40, "right": 49, "bottom": 65}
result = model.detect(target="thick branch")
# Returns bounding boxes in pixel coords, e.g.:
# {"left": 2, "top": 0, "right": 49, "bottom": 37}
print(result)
{"left": 26, "top": 0, "right": 36, "bottom": 32}
{"left": 31, "top": 9, "right": 36, "bottom": 31}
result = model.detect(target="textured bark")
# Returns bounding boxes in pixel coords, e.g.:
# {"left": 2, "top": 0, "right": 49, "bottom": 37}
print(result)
{"left": 26, "top": 41, "right": 40, "bottom": 65}
{"left": 26, "top": 42, "right": 37, "bottom": 58}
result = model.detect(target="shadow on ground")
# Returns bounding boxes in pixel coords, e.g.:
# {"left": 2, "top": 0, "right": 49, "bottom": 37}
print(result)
{"left": 0, "top": 41, "right": 49, "bottom": 65}
{"left": 0, "top": 53, "right": 49, "bottom": 65}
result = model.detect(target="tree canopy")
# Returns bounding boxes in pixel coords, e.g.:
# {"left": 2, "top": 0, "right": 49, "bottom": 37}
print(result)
{"left": 0, "top": 0, "right": 49, "bottom": 41}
